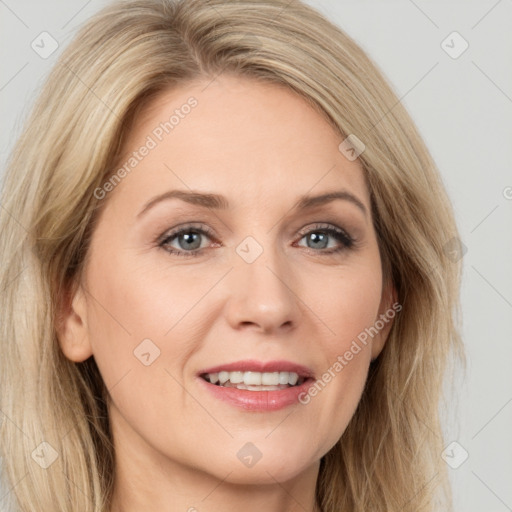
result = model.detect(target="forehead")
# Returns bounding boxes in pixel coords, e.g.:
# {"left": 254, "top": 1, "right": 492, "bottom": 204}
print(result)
{"left": 108, "top": 73, "right": 370, "bottom": 215}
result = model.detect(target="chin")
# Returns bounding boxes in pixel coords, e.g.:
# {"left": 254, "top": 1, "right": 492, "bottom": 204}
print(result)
{"left": 200, "top": 451, "right": 316, "bottom": 485}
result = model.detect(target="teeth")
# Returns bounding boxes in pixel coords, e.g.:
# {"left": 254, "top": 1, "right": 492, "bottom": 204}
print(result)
{"left": 244, "top": 371, "right": 261, "bottom": 386}
{"left": 262, "top": 372, "right": 280, "bottom": 385}
{"left": 203, "top": 370, "right": 304, "bottom": 387}
{"left": 220, "top": 382, "right": 289, "bottom": 391}
{"left": 229, "top": 371, "right": 244, "bottom": 384}
{"left": 278, "top": 372, "right": 289, "bottom": 385}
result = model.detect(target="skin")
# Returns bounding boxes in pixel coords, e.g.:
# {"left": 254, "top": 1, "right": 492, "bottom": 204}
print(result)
{"left": 58, "top": 73, "right": 396, "bottom": 512}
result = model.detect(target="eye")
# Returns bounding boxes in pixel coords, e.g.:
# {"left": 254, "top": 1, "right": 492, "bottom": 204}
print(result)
{"left": 157, "top": 222, "right": 355, "bottom": 258}
{"left": 158, "top": 223, "right": 217, "bottom": 258}
{"left": 295, "top": 223, "right": 355, "bottom": 254}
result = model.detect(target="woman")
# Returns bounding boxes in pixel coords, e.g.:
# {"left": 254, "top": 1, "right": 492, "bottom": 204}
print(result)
{"left": 0, "top": 0, "right": 465, "bottom": 511}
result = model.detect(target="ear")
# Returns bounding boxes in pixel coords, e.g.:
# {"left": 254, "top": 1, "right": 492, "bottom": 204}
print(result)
{"left": 370, "top": 278, "right": 398, "bottom": 361}
{"left": 55, "top": 280, "right": 93, "bottom": 362}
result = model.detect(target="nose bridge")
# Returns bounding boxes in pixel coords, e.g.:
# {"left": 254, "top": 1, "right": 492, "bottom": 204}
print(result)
{"left": 226, "top": 232, "right": 300, "bottom": 332}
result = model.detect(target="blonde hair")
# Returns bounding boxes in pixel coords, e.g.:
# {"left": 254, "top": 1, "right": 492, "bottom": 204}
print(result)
{"left": 0, "top": 0, "right": 465, "bottom": 510}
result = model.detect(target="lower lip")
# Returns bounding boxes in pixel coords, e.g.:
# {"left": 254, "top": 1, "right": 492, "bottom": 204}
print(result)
{"left": 197, "top": 376, "right": 315, "bottom": 411}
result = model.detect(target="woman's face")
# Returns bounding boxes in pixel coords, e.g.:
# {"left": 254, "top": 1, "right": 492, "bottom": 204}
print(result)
{"left": 60, "top": 73, "right": 395, "bottom": 486}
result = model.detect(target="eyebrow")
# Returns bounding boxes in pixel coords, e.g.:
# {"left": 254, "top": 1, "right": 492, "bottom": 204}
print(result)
{"left": 136, "top": 188, "right": 367, "bottom": 218}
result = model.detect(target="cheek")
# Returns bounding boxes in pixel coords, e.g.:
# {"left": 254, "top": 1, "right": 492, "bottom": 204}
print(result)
{"left": 295, "top": 259, "right": 382, "bottom": 454}
{"left": 304, "top": 256, "right": 383, "bottom": 352}
{"left": 85, "top": 244, "right": 207, "bottom": 348}
{"left": 82, "top": 254, "right": 179, "bottom": 391}
{"left": 82, "top": 249, "right": 216, "bottom": 416}
{"left": 82, "top": 260, "right": 194, "bottom": 445}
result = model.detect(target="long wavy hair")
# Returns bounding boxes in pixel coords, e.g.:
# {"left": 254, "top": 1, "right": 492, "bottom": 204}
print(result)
{"left": 0, "top": 0, "right": 465, "bottom": 510}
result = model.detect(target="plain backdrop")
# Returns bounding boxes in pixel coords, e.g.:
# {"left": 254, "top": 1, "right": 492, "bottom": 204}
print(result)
{"left": 1, "top": 1, "right": 511, "bottom": 511}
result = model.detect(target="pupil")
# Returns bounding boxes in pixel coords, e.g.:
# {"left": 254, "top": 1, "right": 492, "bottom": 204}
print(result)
{"left": 180, "top": 231, "right": 201, "bottom": 250}
{"left": 309, "top": 232, "right": 327, "bottom": 249}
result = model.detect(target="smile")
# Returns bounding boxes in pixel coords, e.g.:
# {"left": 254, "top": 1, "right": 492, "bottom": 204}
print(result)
{"left": 196, "top": 359, "right": 315, "bottom": 411}
{"left": 201, "top": 370, "right": 305, "bottom": 390}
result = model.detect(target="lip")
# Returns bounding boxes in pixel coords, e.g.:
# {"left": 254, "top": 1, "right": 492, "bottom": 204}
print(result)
{"left": 196, "top": 359, "right": 316, "bottom": 412}
{"left": 197, "top": 359, "right": 315, "bottom": 379}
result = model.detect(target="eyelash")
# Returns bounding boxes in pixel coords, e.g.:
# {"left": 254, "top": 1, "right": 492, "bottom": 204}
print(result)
{"left": 157, "top": 222, "right": 356, "bottom": 259}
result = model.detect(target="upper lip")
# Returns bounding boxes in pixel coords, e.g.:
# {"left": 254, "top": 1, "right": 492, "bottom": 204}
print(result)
{"left": 198, "top": 359, "right": 314, "bottom": 379}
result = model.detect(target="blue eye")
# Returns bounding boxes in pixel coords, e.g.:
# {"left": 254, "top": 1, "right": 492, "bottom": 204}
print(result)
{"left": 296, "top": 223, "right": 355, "bottom": 253}
{"left": 159, "top": 224, "right": 215, "bottom": 258}
{"left": 158, "top": 222, "right": 355, "bottom": 258}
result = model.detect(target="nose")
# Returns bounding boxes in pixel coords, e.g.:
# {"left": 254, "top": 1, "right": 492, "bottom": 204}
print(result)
{"left": 223, "top": 242, "right": 301, "bottom": 335}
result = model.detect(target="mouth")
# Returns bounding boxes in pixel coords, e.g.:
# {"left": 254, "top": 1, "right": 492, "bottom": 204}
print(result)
{"left": 196, "top": 360, "right": 316, "bottom": 411}
{"left": 200, "top": 371, "right": 308, "bottom": 391}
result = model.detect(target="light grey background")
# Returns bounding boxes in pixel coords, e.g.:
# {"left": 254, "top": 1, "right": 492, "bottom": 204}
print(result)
{"left": 1, "top": 1, "right": 511, "bottom": 511}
